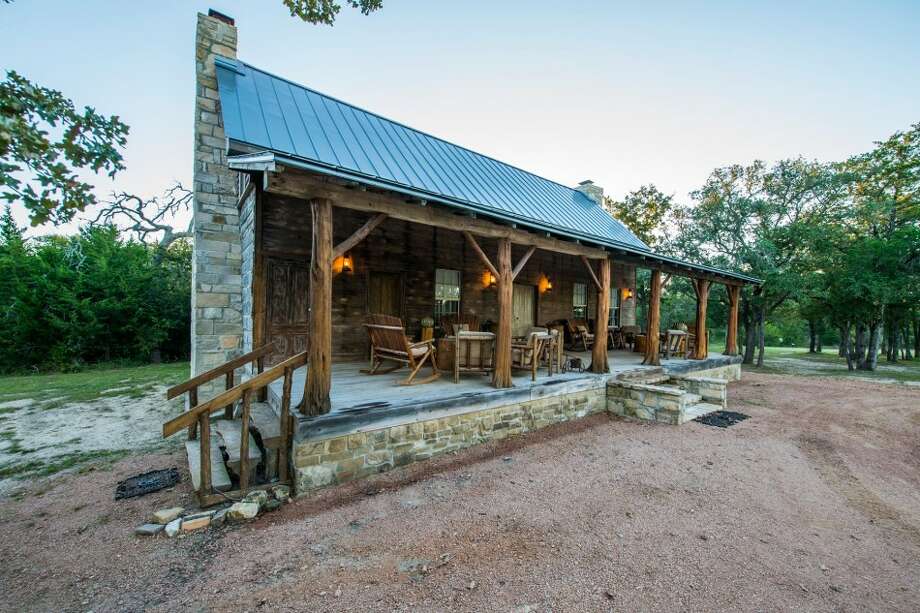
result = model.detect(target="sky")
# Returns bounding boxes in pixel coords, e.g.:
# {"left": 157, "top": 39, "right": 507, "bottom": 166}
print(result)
{"left": 2, "top": 0, "right": 919, "bottom": 236}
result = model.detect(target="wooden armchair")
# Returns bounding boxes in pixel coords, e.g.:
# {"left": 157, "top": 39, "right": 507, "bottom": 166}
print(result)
{"left": 511, "top": 329, "right": 546, "bottom": 382}
{"left": 363, "top": 314, "right": 439, "bottom": 385}
{"left": 567, "top": 319, "right": 594, "bottom": 351}
{"left": 620, "top": 325, "right": 640, "bottom": 351}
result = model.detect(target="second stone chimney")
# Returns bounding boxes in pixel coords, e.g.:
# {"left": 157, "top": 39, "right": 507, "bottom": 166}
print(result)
{"left": 575, "top": 180, "right": 604, "bottom": 205}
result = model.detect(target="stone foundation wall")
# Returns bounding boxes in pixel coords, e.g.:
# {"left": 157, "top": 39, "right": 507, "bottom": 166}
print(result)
{"left": 293, "top": 388, "right": 607, "bottom": 494}
{"left": 687, "top": 363, "right": 741, "bottom": 381}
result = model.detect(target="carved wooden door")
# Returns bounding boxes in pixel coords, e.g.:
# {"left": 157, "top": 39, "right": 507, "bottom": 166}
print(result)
{"left": 266, "top": 257, "right": 310, "bottom": 364}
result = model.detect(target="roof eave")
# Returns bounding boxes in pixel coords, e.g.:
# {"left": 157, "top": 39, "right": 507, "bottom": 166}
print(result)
{"left": 228, "top": 148, "right": 762, "bottom": 285}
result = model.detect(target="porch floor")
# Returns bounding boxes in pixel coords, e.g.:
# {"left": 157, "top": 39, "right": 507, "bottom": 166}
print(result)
{"left": 268, "top": 350, "right": 738, "bottom": 440}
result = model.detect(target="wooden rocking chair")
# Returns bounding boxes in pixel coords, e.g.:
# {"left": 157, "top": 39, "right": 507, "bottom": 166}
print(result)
{"left": 363, "top": 314, "right": 439, "bottom": 385}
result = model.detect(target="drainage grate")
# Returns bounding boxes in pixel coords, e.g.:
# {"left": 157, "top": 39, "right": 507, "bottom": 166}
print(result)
{"left": 694, "top": 411, "right": 750, "bottom": 428}
{"left": 115, "top": 467, "right": 181, "bottom": 500}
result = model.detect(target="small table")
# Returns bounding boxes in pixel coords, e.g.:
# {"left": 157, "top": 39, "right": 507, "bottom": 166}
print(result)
{"left": 450, "top": 331, "right": 495, "bottom": 383}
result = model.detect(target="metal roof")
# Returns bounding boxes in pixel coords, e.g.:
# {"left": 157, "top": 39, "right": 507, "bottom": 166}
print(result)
{"left": 215, "top": 56, "right": 760, "bottom": 284}
{"left": 214, "top": 56, "right": 648, "bottom": 251}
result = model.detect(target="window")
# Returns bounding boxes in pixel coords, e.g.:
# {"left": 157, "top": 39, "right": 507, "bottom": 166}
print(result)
{"left": 434, "top": 268, "right": 461, "bottom": 320}
{"left": 609, "top": 288, "right": 621, "bottom": 327}
{"left": 572, "top": 282, "right": 587, "bottom": 319}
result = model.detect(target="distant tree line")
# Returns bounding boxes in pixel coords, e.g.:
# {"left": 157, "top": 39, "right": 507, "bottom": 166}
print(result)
{"left": 0, "top": 208, "right": 190, "bottom": 373}
{"left": 609, "top": 122, "right": 920, "bottom": 371}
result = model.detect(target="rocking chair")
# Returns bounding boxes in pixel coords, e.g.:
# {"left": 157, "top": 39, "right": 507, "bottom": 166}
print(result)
{"left": 363, "top": 314, "right": 439, "bottom": 385}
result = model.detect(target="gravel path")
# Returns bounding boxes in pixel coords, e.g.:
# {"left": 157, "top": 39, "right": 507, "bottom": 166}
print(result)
{"left": 1, "top": 372, "right": 919, "bottom": 612}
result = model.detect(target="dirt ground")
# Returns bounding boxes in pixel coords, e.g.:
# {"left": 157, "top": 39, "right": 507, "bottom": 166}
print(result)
{"left": 1, "top": 371, "right": 919, "bottom": 612}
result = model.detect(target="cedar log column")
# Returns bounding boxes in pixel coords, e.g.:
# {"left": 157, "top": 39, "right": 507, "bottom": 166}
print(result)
{"left": 493, "top": 238, "right": 513, "bottom": 388}
{"left": 303, "top": 197, "right": 333, "bottom": 415}
{"left": 590, "top": 258, "right": 611, "bottom": 373}
{"left": 724, "top": 284, "right": 740, "bottom": 356}
{"left": 691, "top": 278, "right": 710, "bottom": 360}
{"left": 644, "top": 270, "right": 662, "bottom": 366}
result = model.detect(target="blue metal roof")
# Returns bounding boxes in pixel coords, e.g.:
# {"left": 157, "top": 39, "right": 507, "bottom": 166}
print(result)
{"left": 214, "top": 56, "right": 650, "bottom": 252}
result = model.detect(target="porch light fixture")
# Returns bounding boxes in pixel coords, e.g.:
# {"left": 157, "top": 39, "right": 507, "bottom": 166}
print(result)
{"left": 538, "top": 273, "right": 553, "bottom": 294}
{"left": 333, "top": 253, "right": 354, "bottom": 275}
{"left": 622, "top": 288, "right": 634, "bottom": 300}
{"left": 482, "top": 270, "right": 497, "bottom": 289}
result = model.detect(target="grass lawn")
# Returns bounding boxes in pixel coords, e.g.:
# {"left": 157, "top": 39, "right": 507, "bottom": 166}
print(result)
{"left": 0, "top": 361, "right": 190, "bottom": 412}
{"left": 744, "top": 346, "right": 920, "bottom": 384}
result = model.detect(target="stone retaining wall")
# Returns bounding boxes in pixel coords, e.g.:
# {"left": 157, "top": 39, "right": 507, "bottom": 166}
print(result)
{"left": 293, "top": 387, "right": 607, "bottom": 494}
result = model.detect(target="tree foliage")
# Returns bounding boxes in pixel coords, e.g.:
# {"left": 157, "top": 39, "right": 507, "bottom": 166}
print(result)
{"left": 282, "top": 0, "right": 383, "bottom": 25}
{"left": 0, "top": 71, "right": 129, "bottom": 226}
{"left": 604, "top": 184, "right": 675, "bottom": 249}
{"left": 0, "top": 209, "right": 190, "bottom": 373}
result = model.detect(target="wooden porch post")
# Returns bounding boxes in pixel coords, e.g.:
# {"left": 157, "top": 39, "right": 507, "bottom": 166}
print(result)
{"left": 644, "top": 270, "right": 662, "bottom": 366}
{"left": 303, "top": 197, "right": 333, "bottom": 416}
{"left": 725, "top": 284, "right": 740, "bottom": 356}
{"left": 691, "top": 278, "right": 710, "bottom": 360}
{"left": 590, "top": 257, "right": 610, "bottom": 373}
{"left": 493, "top": 237, "right": 513, "bottom": 388}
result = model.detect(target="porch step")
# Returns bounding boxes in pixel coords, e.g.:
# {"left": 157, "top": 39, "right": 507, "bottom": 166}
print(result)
{"left": 683, "top": 402, "right": 722, "bottom": 422}
{"left": 683, "top": 393, "right": 702, "bottom": 405}
{"left": 185, "top": 437, "right": 232, "bottom": 492}
{"left": 213, "top": 418, "right": 261, "bottom": 481}
{"left": 249, "top": 401, "right": 281, "bottom": 449}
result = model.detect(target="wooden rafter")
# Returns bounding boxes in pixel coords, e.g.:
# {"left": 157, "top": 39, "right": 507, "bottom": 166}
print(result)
{"left": 580, "top": 256, "right": 602, "bottom": 291}
{"left": 512, "top": 245, "right": 536, "bottom": 281}
{"left": 463, "top": 231, "right": 499, "bottom": 278}
{"left": 333, "top": 213, "right": 387, "bottom": 260}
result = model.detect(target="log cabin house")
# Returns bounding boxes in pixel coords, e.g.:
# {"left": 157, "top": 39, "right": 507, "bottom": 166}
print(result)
{"left": 164, "top": 11, "right": 760, "bottom": 505}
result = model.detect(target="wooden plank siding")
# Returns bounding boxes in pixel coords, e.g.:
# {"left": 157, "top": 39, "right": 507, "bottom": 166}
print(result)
{"left": 256, "top": 191, "right": 637, "bottom": 364}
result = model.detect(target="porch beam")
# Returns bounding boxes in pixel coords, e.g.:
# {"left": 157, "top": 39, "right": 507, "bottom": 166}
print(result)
{"left": 724, "top": 284, "right": 740, "bottom": 356}
{"left": 511, "top": 245, "right": 537, "bottom": 281}
{"left": 333, "top": 213, "right": 387, "bottom": 261}
{"left": 590, "top": 257, "right": 611, "bottom": 373}
{"left": 493, "top": 238, "right": 513, "bottom": 388}
{"left": 643, "top": 270, "right": 662, "bottom": 366}
{"left": 690, "top": 278, "right": 711, "bottom": 360}
{"left": 579, "top": 255, "right": 602, "bottom": 291}
{"left": 463, "top": 231, "right": 499, "bottom": 279}
{"left": 263, "top": 170, "right": 609, "bottom": 259}
{"left": 303, "top": 197, "right": 333, "bottom": 416}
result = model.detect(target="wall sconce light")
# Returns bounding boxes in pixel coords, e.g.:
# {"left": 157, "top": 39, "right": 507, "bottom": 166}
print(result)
{"left": 622, "top": 287, "right": 634, "bottom": 300}
{"left": 333, "top": 253, "right": 354, "bottom": 275}
{"left": 482, "top": 270, "right": 497, "bottom": 289}
{"left": 538, "top": 273, "right": 553, "bottom": 294}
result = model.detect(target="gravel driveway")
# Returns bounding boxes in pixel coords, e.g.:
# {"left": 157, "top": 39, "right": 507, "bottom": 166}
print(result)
{"left": 1, "top": 371, "right": 919, "bottom": 612}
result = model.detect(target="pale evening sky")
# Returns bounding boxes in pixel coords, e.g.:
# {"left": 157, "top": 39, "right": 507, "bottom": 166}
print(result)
{"left": 1, "top": 0, "right": 919, "bottom": 235}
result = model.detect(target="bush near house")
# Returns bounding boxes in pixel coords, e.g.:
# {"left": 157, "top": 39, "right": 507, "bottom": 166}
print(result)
{"left": 0, "top": 210, "right": 190, "bottom": 373}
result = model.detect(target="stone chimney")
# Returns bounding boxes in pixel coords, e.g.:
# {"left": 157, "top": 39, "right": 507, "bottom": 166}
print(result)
{"left": 575, "top": 180, "right": 604, "bottom": 205}
{"left": 191, "top": 10, "right": 243, "bottom": 385}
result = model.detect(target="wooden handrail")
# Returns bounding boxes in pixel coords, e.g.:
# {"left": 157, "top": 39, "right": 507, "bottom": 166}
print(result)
{"left": 166, "top": 343, "right": 276, "bottom": 399}
{"left": 163, "top": 351, "right": 307, "bottom": 438}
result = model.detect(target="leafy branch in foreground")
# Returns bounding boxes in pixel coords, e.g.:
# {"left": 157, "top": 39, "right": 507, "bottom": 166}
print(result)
{"left": 0, "top": 70, "right": 129, "bottom": 226}
{"left": 282, "top": 0, "right": 382, "bottom": 25}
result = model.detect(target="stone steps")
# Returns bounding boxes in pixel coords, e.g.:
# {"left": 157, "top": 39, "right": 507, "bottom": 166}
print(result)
{"left": 213, "top": 418, "right": 261, "bottom": 482}
{"left": 185, "top": 437, "right": 232, "bottom": 492}
{"left": 682, "top": 402, "right": 722, "bottom": 423}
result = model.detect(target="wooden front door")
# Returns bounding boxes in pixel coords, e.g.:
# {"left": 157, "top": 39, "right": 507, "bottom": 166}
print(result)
{"left": 266, "top": 256, "right": 310, "bottom": 364}
{"left": 367, "top": 272, "right": 402, "bottom": 318}
{"left": 512, "top": 284, "right": 536, "bottom": 337}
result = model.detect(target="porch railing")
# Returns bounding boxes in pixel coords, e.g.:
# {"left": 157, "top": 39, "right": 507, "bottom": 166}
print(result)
{"left": 163, "top": 348, "right": 306, "bottom": 507}
{"left": 166, "top": 343, "right": 274, "bottom": 439}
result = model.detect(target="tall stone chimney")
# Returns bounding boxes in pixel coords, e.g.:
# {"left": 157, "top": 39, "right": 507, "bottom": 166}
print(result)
{"left": 575, "top": 180, "right": 604, "bottom": 205}
{"left": 191, "top": 10, "right": 243, "bottom": 384}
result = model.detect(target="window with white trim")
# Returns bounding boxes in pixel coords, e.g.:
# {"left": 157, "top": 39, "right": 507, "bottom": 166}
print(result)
{"left": 573, "top": 282, "right": 587, "bottom": 319}
{"left": 434, "top": 268, "right": 461, "bottom": 320}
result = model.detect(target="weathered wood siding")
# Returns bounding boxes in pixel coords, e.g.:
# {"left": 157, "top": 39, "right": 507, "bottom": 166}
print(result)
{"left": 257, "top": 192, "right": 637, "bottom": 361}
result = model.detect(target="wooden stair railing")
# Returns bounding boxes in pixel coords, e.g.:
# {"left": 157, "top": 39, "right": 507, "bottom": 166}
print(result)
{"left": 163, "top": 350, "right": 307, "bottom": 507}
{"left": 167, "top": 343, "right": 275, "bottom": 439}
